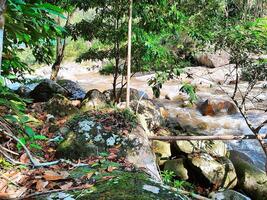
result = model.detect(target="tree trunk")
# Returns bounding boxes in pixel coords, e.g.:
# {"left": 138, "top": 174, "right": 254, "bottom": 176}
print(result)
{"left": 50, "top": 13, "right": 72, "bottom": 80}
{"left": 126, "top": 0, "right": 133, "bottom": 108}
{"left": 0, "top": 0, "right": 6, "bottom": 76}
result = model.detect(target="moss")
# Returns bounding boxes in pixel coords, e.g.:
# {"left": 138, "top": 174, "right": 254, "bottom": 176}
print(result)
{"left": 69, "top": 171, "right": 188, "bottom": 200}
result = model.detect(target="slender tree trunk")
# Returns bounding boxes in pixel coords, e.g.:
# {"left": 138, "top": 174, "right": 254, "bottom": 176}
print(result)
{"left": 113, "top": 16, "right": 120, "bottom": 102}
{"left": 0, "top": 0, "right": 6, "bottom": 76}
{"left": 50, "top": 13, "right": 72, "bottom": 80}
{"left": 126, "top": 0, "right": 133, "bottom": 108}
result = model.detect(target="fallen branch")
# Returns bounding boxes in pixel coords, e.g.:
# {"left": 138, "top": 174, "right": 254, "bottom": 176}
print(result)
{"left": 148, "top": 134, "right": 267, "bottom": 141}
{"left": 0, "top": 128, "right": 89, "bottom": 168}
{"left": 15, "top": 185, "right": 91, "bottom": 200}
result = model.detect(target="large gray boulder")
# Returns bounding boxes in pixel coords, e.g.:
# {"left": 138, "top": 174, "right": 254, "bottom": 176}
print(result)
{"left": 57, "top": 79, "right": 86, "bottom": 100}
{"left": 45, "top": 94, "right": 79, "bottom": 117}
{"left": 30, "top": 79, "right": 69, "bottom": 102}
{"left": 130, "top": 100, "right": 163, "bottom": 130}
{"left": 189, "top": 154, "right": 237, "bottom": 189}
{"left": 81, "top": 89, "right": 107, "bottom": 111}
{"left": 229, "top": 152, "right": 267, "bottom": 200}
{"left": 196, "top": 50, "right": 230, "bottom": 68}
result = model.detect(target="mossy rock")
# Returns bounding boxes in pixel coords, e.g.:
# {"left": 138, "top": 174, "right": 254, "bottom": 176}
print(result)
{"left": 56, "top": 111, "right": 137, "bottom": 160}
{"left": 44, "top": 171, "right": 189, "bottom": 200}
{"left": 189, "top": 154, "right": 237, "bottom": 189}
{"left": 229, "top": 153, "right": 267, "bottom": 200}
{"left": 45, "top": 94, "right": 79, "bottom": 117}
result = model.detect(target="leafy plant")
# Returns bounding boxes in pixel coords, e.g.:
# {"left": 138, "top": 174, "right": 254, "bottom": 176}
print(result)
{"left": 161, "top": 170, "right": 175, "bottom": 185}
{"left": 180, "top": 83, "right": 198, "bottom": 104}
{"left": 161, "top": 170, "right": 194, "bottom": 191}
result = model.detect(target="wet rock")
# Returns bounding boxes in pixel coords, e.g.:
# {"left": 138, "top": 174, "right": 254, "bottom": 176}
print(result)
{"left": 229, "top": 152, "right": 267, "bottom": 200}
{"left": 196, "top": 50, "right": 230, "bottom": 68}
{"left": 164, "top": 159, "right": 189, "bottom": 180}
{"left": 103, "top": 88, "right": 148, "bottom": 102}
{"left": 209, "top": 190, "right": 251, "bottom": 200}
{"left": 197, "top": 99, "right": 237, "bottom": 116}
{"left": 57, "top": 79, "right": 86, "bottom": 100}
{"left": 176, "top": 140, "right": 227, "bottom": 157}
{"left": 229, "top": 150, "right": 254, "bottom": 165}
{"left": 30, "top": 79, "right": 69, "bottom": 102}
{"left": 45, "top": 94, "right": 79, "bottom": 117}
{"left": 189, "top": 154, "right": 237, "bottom": 189}
{"left": 81, "top": 89, "right": 107, "bottom": 111}
{"left": 152, "top": 140, "right": 171, "bottom": 165}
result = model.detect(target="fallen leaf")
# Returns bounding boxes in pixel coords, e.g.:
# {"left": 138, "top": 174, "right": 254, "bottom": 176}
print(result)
{"left": 0, "top": 179, "right": 7, "bottom": 191}
{"left": 107, "top": 166, "right": 117, "bottom": 172}
{"left": 8, "top": 187, "right": 27, "bottom": 199}
{"left": 43, "top": 170, "right": 69, "bottom": 181}
{"left": 36, "top": 180, "right": 49, "bottom": 191}
{"left": 86, "top": 172, "right": 94, "bottom": 179}
{"left": 107, "top": 153, "right": 117, "bottom": 160}
{"left": 108, "top": 148, "right": 120, "bottom": 154}
{"left": 0, "top": 192, "right": 9, "bottom": 199}
{"left": 60, "top": 182, "right": 73, "bottom": 190}
{"left": 101, "top": 176, "right": 115, "bottom": 181}
{"left": 19, "top": 153, "right": 30, "bottom": 164}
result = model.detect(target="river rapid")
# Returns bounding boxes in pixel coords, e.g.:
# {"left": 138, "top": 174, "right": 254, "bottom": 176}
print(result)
{"left": 10, "top": 62, "right": 267, "bottom": 170}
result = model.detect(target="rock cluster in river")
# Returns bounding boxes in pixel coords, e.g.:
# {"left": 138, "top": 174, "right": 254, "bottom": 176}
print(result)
{"left": 20, "top": 79, "right": 266, "bottom": 200}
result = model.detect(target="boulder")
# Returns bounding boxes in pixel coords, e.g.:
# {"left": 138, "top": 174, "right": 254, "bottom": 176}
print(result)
{"left": 189, "top": 154, "right": 237, "bottom": 189}
{"left": 45, "top": 171, "right": 188, "bottom": 200}
{"left": 209, "top": 190, "right": 251, "bottom": 200}
{"left": 176, "top": 140, "right": 227, "bottom": 157}
{"left": 103, "top": 88, "right": 148, "bottom": 102}
{"left": 126, "top": 126, "right": 161, "bottom": 181}
{"left": 16, "top": 85, "right": 32, "bottom": 98}
{"left": 164, "top": 159, "right": 189, "bottom": 180}
{"left": 57, "top": 79, "right": 86, "bottom": 100}
{"left": 197, "top": 99, "right": 237, "bottom": 116}
{"left": 229, "top": 152, "right": 267, "bottom": 200}
{"left": 30, "top": 79, "right": 69, "bottom": 102}
{"left": 130, "top": 100, "right": 163, "bottom": 130}
{"left": 81, "top": 89, "right": 107, "bottom": 111}
{"left": 196, "top": 50, "right": 230, "bottom": 68}
{"left": 45, "top": 94, "right": 79, "bottom": 117}
{"left": 56, "top": 118, "right": 130, "bottom": 159}
{"left": 152, "top": 140, "right": 171, "bottom": 166}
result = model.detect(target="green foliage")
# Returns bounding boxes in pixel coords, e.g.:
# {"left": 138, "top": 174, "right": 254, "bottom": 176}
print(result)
{"left": 0, "top": 156, "right": 12, "bottom": 169}
{"left": 180, "top": 83, "right": 198, "bottom": 104}
{"left": 161, "top": 170, "right": 194, "bottom": 191}
{"left": 2, "top": 0, "right": 65, "bottom": 78}
{"left": 121, "top": 108, "right": 137, "bottom": 128}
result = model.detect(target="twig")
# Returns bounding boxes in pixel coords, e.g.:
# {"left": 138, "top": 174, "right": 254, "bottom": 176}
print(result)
{"left": 16, "top": 185, "right": 91, "bottom": 200}
{"left": 0, "top": 144, "right": 19, "bottom": 155}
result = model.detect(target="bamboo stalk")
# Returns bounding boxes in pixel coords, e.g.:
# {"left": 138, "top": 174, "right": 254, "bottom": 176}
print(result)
{"left": 148, "top": 134, "right": 267, "bottom": 141}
